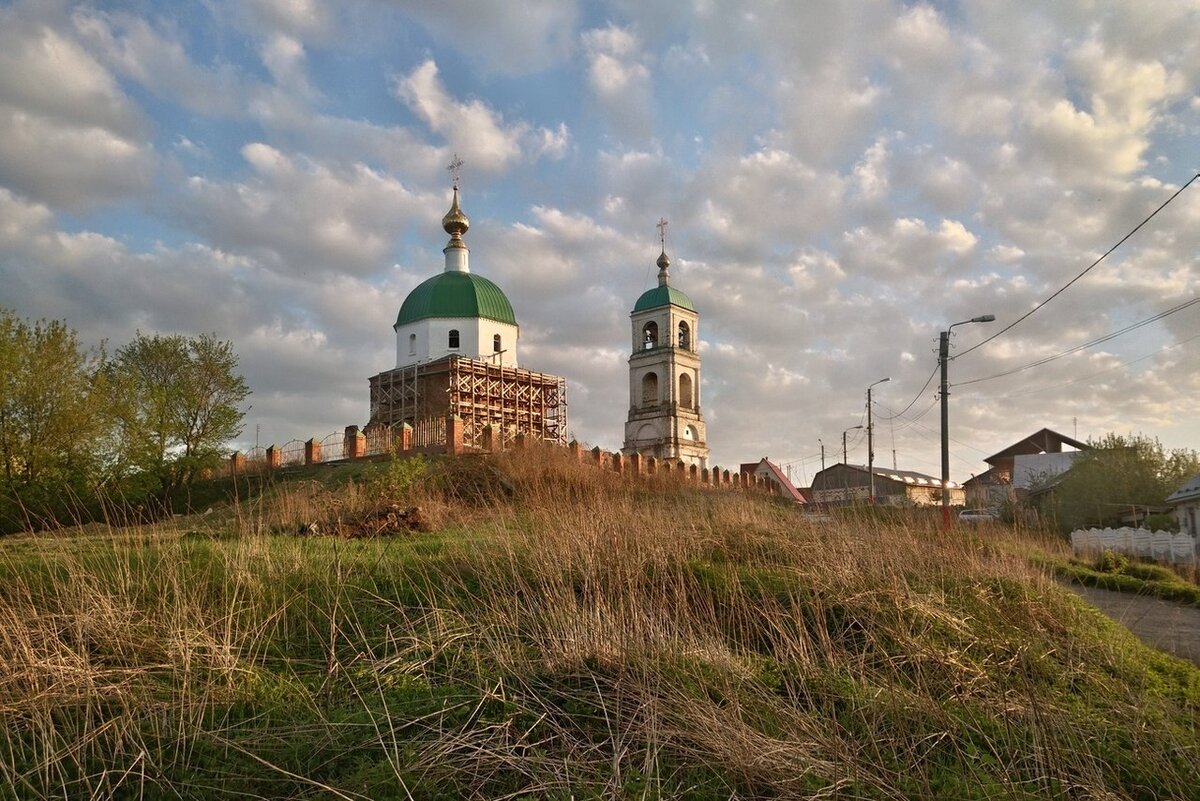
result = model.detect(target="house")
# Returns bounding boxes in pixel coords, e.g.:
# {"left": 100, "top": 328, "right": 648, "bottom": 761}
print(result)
{"left": 740, "top": 458, "right": 806, "bottom": 505}
{"left": 809, "top": 464, "right": 964, "bottom": 507}
{"left": 963, "top": 428, "right": 1088, "bottom": 510}
{"left": 1167, "top": 474, "right": 1200, "bottom": 536}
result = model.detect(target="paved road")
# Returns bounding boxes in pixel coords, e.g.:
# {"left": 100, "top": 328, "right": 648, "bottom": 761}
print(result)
{"left": 1067, "top": 584, "right": 1200, "bottom": 665}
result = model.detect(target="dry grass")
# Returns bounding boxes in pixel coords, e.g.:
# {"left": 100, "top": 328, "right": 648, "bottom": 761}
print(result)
{"left": 0, "top": 446, "right": 1196, "bottom": 799}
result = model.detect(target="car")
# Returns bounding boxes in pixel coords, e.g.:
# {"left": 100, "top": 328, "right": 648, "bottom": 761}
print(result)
{"left": 958, "top": 508, "right": 999, "bottom": 524}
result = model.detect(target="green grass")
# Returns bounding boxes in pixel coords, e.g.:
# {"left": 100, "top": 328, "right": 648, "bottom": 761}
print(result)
{"left": 1046, "top": 555, "right": 1200, "bottom": 607}
{"left": 1, "top": 449, "right": 1198, "bottom": 799}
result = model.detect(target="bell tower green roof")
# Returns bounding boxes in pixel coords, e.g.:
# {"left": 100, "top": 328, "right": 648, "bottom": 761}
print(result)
{"left": 395, "top": 271, "right": 517, "bottom": 327}
{"left": 633, "top": 285, "right": 694, "bottom": 312}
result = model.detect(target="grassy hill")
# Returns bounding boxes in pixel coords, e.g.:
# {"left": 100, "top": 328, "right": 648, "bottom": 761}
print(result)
{"left": 0, "top": 448, "right": 1197, "bottom": 800}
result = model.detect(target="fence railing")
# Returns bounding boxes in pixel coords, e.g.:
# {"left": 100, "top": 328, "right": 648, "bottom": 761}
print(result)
{"left": 1071, "top": 526, "right": 1197, "bottom": 564}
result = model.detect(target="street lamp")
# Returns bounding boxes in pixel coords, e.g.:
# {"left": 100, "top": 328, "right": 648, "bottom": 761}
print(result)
{"left": 866, "top": 377, "right": 890, "bottom": 503}
{"left": 939, "top": 315, "right": 995, "bottom": 527}
{"left": 842, "top": 425, "right": 863, "bottom": 465}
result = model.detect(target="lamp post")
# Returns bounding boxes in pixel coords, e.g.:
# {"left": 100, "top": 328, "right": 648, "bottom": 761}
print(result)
{"left": 842, "top": 425, "right": 863, "bottom": 464}
{"left": 939, "top": 315, "right": 995, "bottom": 527}
{"left": 866, "top": 377, "right": 890, "bottom": 504}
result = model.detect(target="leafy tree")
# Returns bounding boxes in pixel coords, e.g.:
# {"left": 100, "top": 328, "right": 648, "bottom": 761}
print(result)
{"left": 0, "top": 312, "right": 111, "bottom": 531}
{"left": 109, "top": 333, "right": 250, "bottom": 499}
{"left": 1038, "top": 433, "right": 1200, "bottom": 532}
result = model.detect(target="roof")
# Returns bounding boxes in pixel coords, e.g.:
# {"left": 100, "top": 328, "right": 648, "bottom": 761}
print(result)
{"left": 395, "top": 271, "right": 517, "bottom": 327}
{"left": 822, "top": 463, "right": 959, "bottom": 489}
{"left": 740, "top": 458, "right": 806, "bottom": 504}
{"left": 983, "top": 428, "right": 1088, "bottom": 466}
{"left": 633, "top": 285, "right": 694, "bottom": 312}
{"left": 1167, "top": 473, "right": 1200, "bottom": 506}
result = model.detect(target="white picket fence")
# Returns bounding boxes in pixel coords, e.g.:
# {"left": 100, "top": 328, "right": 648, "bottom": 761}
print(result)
{"left": 1070, "top": 527, "right": 1198, "bottom": 564}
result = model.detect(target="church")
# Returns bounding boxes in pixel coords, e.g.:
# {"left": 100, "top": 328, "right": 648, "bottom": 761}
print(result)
{"left": 367, "top": 165, "right": 567, "bottom": 448}
{"left": 367, "top": 161, "right": 709, "bottom": 463}
{"left": 621, "top": 222, "right": 709, "bottom": 468}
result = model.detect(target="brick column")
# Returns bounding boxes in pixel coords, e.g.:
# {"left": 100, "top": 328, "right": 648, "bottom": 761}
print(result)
{"left": 304, "top": 438, "right": 321, "bottom": 465}
{"left": 689, "top": 464, "right": 699, "bottom": 481}
{"left": 265, "top": 445, "right": 281, "bottom": 469}
{"left": 592, "top": 446, "right": 604, "bottom": 466}
{"left": 568, "top": 440, "right": 582, "bottom": 460}
{"left": 514, "top": 432, "right": 527, "bottom": 450}
{"left": 701, "top": 467, "right": 711, "bottom": 484}
{"left": 612, "top": 452, "right": 625, "bottom": 474}
{"left": 628, "top": 453, "right": 642, "bottom": 476}
{"left": 345, "top": 425, "right": 366, "bottom": 459}
{"left": 481, "top": 425, "right": 496, "bottom": 453}
{"left": 230, "top": 451, "right": 246, "bottom": 475}
{"left": 646, "top": 456, "right": 658, "bottom": 475}
{"left": 661, "top": 460, "right": 672, "bottom": 475}
{"left": 399, "top": 423, "right": 413, "bottom": 452}
{"left": 722, "top": 469, "right": 731, "bottom": 485}
{"left": 446, "top": 414, "right": 465, "bottom": 456}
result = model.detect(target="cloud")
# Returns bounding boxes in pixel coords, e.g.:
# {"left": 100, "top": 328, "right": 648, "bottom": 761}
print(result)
{"left": 581, "top": 24, "right": 654, "bottom": 140}
{"left": 393, "top": 60, "right": 569, "bottom": 171}
{"left": 177, "top": 144, "right": 429, "bottom": 277}
{"left": 0, "top": 4, "right": 154, "bottom": 210}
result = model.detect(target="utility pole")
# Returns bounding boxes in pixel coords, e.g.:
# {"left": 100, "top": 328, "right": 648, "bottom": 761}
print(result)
{"left": 867, "top": 377, "right": 890, "bottom": 504}
{"left": 818, "top": 439, "right": 825, "bottom": 471}
{"left": 940, "top": 315, "right": 995, "bottom": 528}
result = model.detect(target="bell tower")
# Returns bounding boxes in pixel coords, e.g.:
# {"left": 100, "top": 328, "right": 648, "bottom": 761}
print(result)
{"left": 622, "top": 220, "right": 708, "bottom": 467}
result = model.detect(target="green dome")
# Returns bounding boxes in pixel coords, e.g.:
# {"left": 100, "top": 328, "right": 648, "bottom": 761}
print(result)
{"left": 395, "top": 271, "right": 517, "bottom": 327}
{"left": 633, "top": 285, "right": 694, "bottom": 312}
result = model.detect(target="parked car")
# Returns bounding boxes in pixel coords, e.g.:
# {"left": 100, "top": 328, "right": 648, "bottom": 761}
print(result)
{"left": 958, "top": 508, "right": 999, "bottom": 524}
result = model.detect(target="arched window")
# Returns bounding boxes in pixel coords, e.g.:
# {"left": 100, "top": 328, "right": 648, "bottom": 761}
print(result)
{"left": 448, "top": 329, "right": 460, "bottom": 349}
{"left": 679, "top": 373, "right": 693, "bottom": 408}
{"left": 678, "top": 321, "right": 691, "bottom": 350}
{"left": 408, "top": 333, "right": 417, "bottom": 355}
{"left": 684, "top": 425, "right": 697, "bottom": 440}
{"left": 493, "top": 334, "right": 502, "bottom": 353}
{"left": 642, "top": 321, "right": 658, "bottom": 349}
{"left": 641, "top": 372, "right": 658, "bottom": 405}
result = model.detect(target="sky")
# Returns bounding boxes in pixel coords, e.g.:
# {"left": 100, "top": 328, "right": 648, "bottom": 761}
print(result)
{"left": 2, "top": 0, "right": 1199, "bottom": 485}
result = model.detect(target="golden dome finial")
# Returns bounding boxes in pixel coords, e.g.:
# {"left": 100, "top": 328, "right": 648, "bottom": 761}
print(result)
{"left": 442, "top": 153, "right": 469, "bottom": 247}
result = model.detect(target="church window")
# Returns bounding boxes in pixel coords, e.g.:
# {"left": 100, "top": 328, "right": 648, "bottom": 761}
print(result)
{"left": 684, "top": 425, "right": 697, "bottom": 440}
{"left": 678, "top": 321, "right": 691, "bottom": 350}
{"left": 493, "top": 334, "right": 502, "bottom": 353}
{"left": 448, "top": 329, "right": 460, "bottom": 349}
{"left": 642, "top": 321, "right": 658, "bottom": 349}
{"left": 408, "top": 334, "right": 416, "bottom": 355}
{"left": 679, "top": 373, "right": 693, "bottom": 408}
{"left": 641, "top": 372, "right": 658, "bottom": 405}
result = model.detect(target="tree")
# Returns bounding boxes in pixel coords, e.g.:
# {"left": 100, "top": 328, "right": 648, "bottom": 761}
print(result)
{"left": 1039, "top": 433, "right": 1200, "bottom": 532}
{"left": 109, "top": 333, "right": 250, "bottom": 499}
{"left": 0, "top": 312, "right": 111, "bottom": 531}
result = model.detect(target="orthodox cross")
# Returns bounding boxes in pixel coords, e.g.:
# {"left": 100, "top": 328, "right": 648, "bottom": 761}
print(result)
{"left": 447, "top": 153, "right": 464, "bottom": 190}
{"left": 656, "top": 217, "right": 668, "bottom": 250}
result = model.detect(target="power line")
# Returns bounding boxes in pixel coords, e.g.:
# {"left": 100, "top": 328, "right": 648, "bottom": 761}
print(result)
{"left": 954, "top": 172, "right": 1200, "bottom": 360}
{"left": 876, "top": 362, "right": 938, "bottom": 420}
{"left": 974, "top": 327, "right": 1200, "bottom": 401}
{"left": 953, "top": 297, "right": 1199, "bottom": 388}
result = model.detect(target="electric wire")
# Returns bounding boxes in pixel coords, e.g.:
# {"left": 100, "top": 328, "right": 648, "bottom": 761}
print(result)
{"left": 954, "top": 172, "right": 1200, "bottom": 361}
{"left": 953, "top": 297, "right": 1199, "bottom": 388}
{"left": 876, "top": 363, "right": 938, "bottom": 420}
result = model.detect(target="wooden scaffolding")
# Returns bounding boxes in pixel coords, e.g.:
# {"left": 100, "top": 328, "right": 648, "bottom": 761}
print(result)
{"left": 368, "top": 356, "right": 568, "bottom": 447}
